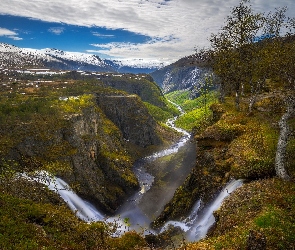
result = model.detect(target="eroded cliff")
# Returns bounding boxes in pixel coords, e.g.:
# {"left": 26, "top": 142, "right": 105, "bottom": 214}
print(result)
{"left": 96, "top": 93, "right": 162, "bottom": 148}
{"left": 2, "top": 88, "right": 169, "bottom": 214}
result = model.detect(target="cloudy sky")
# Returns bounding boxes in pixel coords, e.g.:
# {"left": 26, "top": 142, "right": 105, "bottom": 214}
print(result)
{"left": 0, "top": 0, "right": 294, "bottom": 65}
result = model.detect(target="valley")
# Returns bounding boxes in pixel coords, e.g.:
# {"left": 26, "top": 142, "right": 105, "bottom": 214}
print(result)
{"left": 1, "top": 61, "right": 294, "bottom": 249}
{"left": 1, "top": 7, "right": 295, "bottom": 247}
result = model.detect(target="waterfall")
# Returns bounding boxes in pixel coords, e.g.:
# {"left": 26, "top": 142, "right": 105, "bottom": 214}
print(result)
{"left": 186, "top": 179, "right": 243, "bottom": 241}
{"left": 26, "top": 101, "right": 243, "bottom": 241}
{"left": 160, "top": 179, "right": 243, "bottom": 241}
{"left": 26, "top": 171, "right": 242, "bottom": 240}
{"left": 21, "top": 171, "right": 104, "bottom": 222}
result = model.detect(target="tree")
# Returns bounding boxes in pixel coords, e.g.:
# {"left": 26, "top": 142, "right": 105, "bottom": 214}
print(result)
{"left": 195, "top": 72, "right": 215, "bottom": 114}
{"left": 272, "top": 25, "right": 295, "bottom": 180}
{"left": 263, "top": 7, "right": 287, "bottom": 38}
{"left": 275, "top": 96, "right": 295, "bottom": 180}
{"left": 210, "top": 0, "right": 264, "bottom": 110}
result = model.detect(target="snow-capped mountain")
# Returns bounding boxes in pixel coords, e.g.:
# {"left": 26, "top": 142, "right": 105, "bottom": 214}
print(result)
{"left": 109, "top": 58, "right": 168, "bottom": 73}
{"left": 0, "top": 43, "right": 115, "bottom": 72}
{"left": 0, "top": 43, "right": 165, "bottom": 73}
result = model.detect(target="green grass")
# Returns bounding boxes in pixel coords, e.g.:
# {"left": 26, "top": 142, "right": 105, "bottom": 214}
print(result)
{"left": 144, "top": 101, "right": 180, "bottom": 122}
{"left": 165, "top": 90, "right": 218, "bottom": 132}
{"left": 175, "top": 107, "right": 212, "bottom": 131}
{"left": 184, "top": 179, "right": 295, "bottom": 250}
{"left": 165, "top": 90, "right": 190, "bottom": 106}
{"left": 0, "top": 193, "right": 147, "bottom": 250}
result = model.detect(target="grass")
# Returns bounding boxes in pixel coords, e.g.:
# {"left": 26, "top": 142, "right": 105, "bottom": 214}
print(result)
{"left": 165, "top": 90, "right": 218, "bottom": 132}
{"left": 178, "top": 90, "right": 295, "bottom": 249}
{"left": 175, "top": 107, "right": 212, "bottom": 131}
{"left": 144, "top": 101, "right": 179, "bottom": 122}
{"left": 0, "top": 193, "right": 148, "bottom": 249}
{"left": 182, "top": 179, "right": 295, "bottom": 250}
{"left": 165, "top": 90, "right": 191, "bottom": 106}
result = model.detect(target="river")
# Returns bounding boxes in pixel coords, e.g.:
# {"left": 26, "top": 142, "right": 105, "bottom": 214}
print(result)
{"left": 29, "top": 102, "right": 242, "bottom": 241}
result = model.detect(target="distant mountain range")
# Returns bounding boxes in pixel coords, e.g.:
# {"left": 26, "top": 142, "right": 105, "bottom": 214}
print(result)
{"left": 0, "top": 43, "right": 212, "bottom": 93}
{"left": 0, "top": 43, "right": 166, "bottom": 74}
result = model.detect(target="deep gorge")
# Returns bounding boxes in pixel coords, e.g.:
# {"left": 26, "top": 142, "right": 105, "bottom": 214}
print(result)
{"left": 29, "top": 101, "right": 243, "bottom": 245}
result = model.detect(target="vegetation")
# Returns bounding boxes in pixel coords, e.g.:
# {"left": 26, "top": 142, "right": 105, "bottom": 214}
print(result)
{"left": 165, "top": 90, "right": 218, "bottom": 132}
{"left": 0, "top": 72, "right": 177, "bottom": 249}
{"left": 182, "top": 179, "right": 295, "bottom": 250}
{"left": 155, "top": 1, "right": 295, "bottom": 248}
{"left": 1, "top": 0, "right": 295, "bottom": 248}
{"left": 208, "top": 0, "right": 295, "bottom": 180}
{"left": 0, "top": 193, "right": 148, "bottom": 249}
{"left": 144, "top": 101, "right": 178, "bottom": 122}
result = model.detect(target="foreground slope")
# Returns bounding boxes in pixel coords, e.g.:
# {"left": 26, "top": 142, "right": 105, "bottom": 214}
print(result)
{"left": 159, "top": 91, "right": 295, "bottom": 249}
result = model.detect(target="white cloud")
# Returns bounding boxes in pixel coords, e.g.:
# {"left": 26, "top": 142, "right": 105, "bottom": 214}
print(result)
{"left": 90, "top": 37, "right": 182, "bottom": 64}
{"left": 0, "top": 27, "right": 18, "bottom": 36}
{"left": 92, "top": 32, "right": 115, "bottom": 38}
{"left": 0, "top": 27, "right": 23, "bottom": 40}
{"left": 1, "top": 0, "right": 295, "bottom": 63}
{"left": 48, "top": 27, "right": 65, "bottom": 35}
{"left": 9, "top": 36, "right": 23, "bottom": 40}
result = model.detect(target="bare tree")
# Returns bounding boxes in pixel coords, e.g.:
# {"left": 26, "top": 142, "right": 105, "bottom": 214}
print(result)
{"left": 275, "top": 96, "right": 295, "bottom": 180}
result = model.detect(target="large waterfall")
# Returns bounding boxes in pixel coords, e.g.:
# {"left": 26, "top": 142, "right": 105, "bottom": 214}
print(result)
{"left": 29, "top": 102, "right": 242, "bottom": 241}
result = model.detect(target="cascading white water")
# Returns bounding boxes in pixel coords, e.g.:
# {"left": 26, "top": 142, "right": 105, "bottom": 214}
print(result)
{"left": 27, "top": 101, "right": 243, "bottom": 241}
{"left": 186, "top": 179, "right": 243, "bottom": 241}
{"left": 159, "top": 179, "right": 243, "bottom": 241}
{"left": 22, "top": 171, "right": 104, "bottom": 222}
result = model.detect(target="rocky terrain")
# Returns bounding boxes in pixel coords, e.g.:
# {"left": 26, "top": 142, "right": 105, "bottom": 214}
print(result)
{"left": 150, "top": 54, "right": 211, "bottom": 94}
{"left": 0, "top": 70, "right": 179, "bottom": 215}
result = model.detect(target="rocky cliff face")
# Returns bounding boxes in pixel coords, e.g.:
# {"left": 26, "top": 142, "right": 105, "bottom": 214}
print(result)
{"left": 61, "top": 106, "right": 140, "bottom": 213}
{"left": 150, "top": 55, "right": 211, "bottom": 94}
{"left": 152, "top": 104, "right": 229, "bottom": 227}
{"left": 100, "top": 74, "right": 166, "bottom": 108}
{"left": 6, "top": 92, "right": 164, "bottom": 214}
{"left": 96, "top": 93, "right": 162, "bottom": 148}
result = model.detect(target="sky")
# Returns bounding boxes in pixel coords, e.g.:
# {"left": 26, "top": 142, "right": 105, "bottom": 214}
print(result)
{"left": 0, "top": 0, "right": 295, "bottom": 66}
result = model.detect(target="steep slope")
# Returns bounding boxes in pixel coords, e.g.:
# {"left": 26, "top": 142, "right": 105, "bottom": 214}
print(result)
{"left": 150, "top": 54, "right": 211, "bottom": 93}
{"left": 0, "top": 74, "right": 175, "bottom": 213}
{"left": 96, "top": 93, "right": 162, "bottom": 148}
{"left": 100, "top": 74, "right": 167, "bottom": 108}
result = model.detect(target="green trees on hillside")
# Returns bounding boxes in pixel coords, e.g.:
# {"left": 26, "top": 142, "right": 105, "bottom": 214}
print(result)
{"left": 210, "top": 0, "right": 264, "bottom": 110}
{"left": 210, "top": 1, "right": 294, "bottom": 110}
{"left": 209, "top": 0, "right": 295, "bottom": 180}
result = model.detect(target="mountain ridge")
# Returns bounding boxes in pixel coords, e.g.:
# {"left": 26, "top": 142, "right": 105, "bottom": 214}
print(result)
{"left": 0, "top": 42, "right": 167, "bottom": 73}
{"left": 150, "top": 54, "right": 211, "bottom": 94}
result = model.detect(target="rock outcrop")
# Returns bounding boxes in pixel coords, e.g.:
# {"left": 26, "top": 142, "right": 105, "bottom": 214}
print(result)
{"left": 100, "top": 74, "right": 166, "bottom": 108}
{"left": 6, "top": 92, "right": 165, "bottom": 214}
{"left": 61, "top": 106, "right": 139, "bottom": 213}
{"left": 96, "top": 93, "right": 162, "bottom": 148}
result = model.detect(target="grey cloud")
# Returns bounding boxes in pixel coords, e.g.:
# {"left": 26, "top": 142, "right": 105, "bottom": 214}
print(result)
{"left": 1, "top": 0, "right": 295, "bottom": 62}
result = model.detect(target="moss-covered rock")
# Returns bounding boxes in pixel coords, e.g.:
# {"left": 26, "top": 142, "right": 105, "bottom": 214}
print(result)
{"left": 0, "top": 193, "right": 148, "bottom": 250}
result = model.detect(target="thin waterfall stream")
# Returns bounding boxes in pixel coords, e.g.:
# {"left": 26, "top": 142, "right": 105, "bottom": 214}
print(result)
{"left": 28, "top": 101, "right": 242, "bottom": 241}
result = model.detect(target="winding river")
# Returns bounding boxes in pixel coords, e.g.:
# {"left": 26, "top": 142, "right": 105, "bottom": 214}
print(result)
{"left": 30, "top": 102, "right": 242, "bottom": 241}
